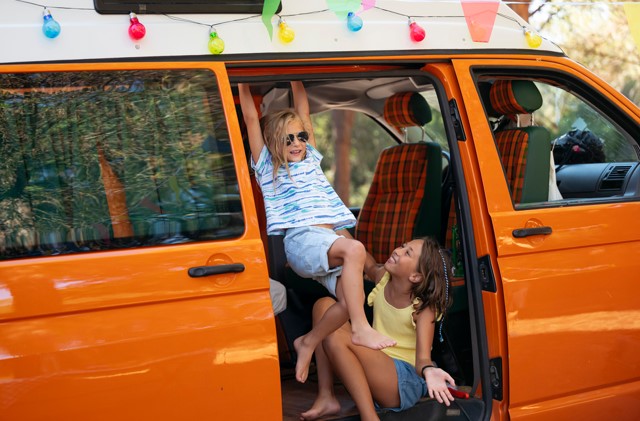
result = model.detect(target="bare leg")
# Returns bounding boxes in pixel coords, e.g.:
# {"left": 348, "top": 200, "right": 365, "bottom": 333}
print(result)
{"left": 327, "top": 238, "right": 396, "bottom": 350}
{"left": 300, "top": 298, "right": 343, "bottom": 421}
{"left": 323, "top": 323, "right": 401, "bottom": 421}
{"left": 294, "top": 298, "right": 349, "bottom": 383}
{"left": 294, "top": 238, "right": 395, "bottom": 383}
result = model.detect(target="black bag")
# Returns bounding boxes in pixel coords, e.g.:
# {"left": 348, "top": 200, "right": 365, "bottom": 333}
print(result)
{"left": 552, "top": 129, "right": 605, "bottom": 166}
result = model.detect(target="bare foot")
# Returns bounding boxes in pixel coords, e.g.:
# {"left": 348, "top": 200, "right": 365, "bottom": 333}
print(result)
{"left": 294, "top": 335, "right": 315, "bottom": 383}
{"left": 351, "top": 325, "right": 396, "bottom": 350}
{"left": 300, "top": 396, "right": 341, "bottom": 421}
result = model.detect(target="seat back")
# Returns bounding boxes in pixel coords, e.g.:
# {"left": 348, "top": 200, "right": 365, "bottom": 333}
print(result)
{"left": 356, "top": 92, "right": 442, "bottom": 263}
{"left": 489, "top": 80, "right": 551, "bottom": 204}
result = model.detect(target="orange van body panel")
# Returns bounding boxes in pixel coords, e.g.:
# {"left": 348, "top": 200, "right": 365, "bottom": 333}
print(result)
{"left": 452, "top": 58, "right": 640, "bottom": 419}
{"left": 0, "top": 62, "right": 282, "bottom": 420}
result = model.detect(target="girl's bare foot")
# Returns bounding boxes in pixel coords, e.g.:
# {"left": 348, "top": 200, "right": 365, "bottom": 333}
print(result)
{"left": 294, "top": 335, "right": 315, "bottom": 383}
{"left": 300, "top": 396, "right": 341, "bottom": 421}
{"left": 351, "top": 325, "right": 396, "bottom": 350}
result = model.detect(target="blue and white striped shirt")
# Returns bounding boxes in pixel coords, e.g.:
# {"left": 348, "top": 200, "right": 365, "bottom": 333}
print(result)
{"left": 252, "top": 145, "right": 356, "bottom": 235}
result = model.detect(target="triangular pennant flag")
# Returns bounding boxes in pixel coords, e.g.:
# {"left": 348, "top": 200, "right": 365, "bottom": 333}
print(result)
{"left": 262, "top": 0, "right": 281, "bottom": 40}
{"left": 624, "top": 3, "right": 640, "bottom": 54}
{"left": 461, "top": 0, "right": 500, "bottom": 43}
{"left": 327, "top": 0, "right": 361, "bottom": 20}
{"left": 362, "top": 0, "right": 376, "bottom": 12}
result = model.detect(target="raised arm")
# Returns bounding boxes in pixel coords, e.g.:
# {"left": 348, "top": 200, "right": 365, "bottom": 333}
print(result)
{"left": 290, "top": 81, "right": 316, "bottom": 147}
{"left": 238, "top": 83, "right": 265, "bottom": 164}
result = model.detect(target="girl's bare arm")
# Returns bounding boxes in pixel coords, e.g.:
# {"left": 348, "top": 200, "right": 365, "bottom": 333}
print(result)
{"left": 414, "top": 307, "right": 455, "bottom": 406}
{"left": 238, "top": 83, "right": 265, "bottom": 164}
{"left": 290, "top": 81, "right": 316, "bottom": 147}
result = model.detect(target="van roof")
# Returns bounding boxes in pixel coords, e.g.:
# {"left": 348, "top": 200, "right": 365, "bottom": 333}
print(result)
{"left": 2, "top": 0, "right": 564, "bottom": 64}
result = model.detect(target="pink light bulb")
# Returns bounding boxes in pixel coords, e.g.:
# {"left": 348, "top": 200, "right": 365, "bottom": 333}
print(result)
{"left": 409, "top": 19, "right": 425, "bottom": 42}
{"left": 128, "top": 12, "right": 146, "bottom": 40}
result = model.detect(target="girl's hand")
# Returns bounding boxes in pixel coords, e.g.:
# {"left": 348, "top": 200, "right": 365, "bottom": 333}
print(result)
{"left": 424, "top": 367, "right": 455, "bottom": 406}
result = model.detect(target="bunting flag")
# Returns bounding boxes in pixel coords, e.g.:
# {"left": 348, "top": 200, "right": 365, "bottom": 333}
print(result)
{"left": 461, "top": 0, "right": 500, "bottom": 43}
{"left": 362, "top": 0, "right": 376, "bottom": 13}
{"left": 326, "top": 0, "right": 361, "bottom": 19}
{"left": 261, "top": 0, "right": 281, "bottom": 40}
{"left": 623, "top": 3, "right": 640, "bottom": 53}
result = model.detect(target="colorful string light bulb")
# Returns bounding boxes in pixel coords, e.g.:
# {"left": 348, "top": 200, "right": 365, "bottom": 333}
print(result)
{"left": 346, "top": 12, "right": 363, "bottom": 32}
{"left": 278, "top": 17, "right": 295, "bottom": 43}
{"left": 208, "top": 28, "right": 225, "bottom": 54}
{"left": 42, "top": 8, "right": 61, "bottom": 39}
{"left": 128, "top": 12, "right": 146, "bottom": 40}
{"left": 524, "top": 29, "right": 542, "bottom": 48}
{"left": 408, "top": 18, "right": 425, "bottom": 42}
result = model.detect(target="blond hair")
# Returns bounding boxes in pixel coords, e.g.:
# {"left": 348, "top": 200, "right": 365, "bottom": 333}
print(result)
{"left": 260, "top": 108, "right": 306, "bottom": 185}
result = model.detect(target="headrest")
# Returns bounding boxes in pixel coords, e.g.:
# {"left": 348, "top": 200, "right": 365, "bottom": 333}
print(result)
{"left": 487, "top": 80, "right": 543, "bottom": 117}
{"left": 383, "top": 92, "right": 432, "bottom": 129}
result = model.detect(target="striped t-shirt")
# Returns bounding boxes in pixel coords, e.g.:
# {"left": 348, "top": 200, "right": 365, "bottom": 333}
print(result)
{"left": 252, "top": 144, "right": 356, "bottom": 235}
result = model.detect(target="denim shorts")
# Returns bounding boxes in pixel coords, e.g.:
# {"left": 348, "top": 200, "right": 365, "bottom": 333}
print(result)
{"left": 283, "top": 226, "right": 343, "bottom": 296}
{"left": 378, "top": 359, "right": 427, "bottom": 412}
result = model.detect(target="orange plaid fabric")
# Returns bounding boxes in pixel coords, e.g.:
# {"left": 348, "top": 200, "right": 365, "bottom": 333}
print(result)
{"left": 490, "top": 80, "right": 529, "bottom": 116}
{"left": 383, "top": 92, "right": 431, "bottom": 130}
{"left": 496, "top": 129, "right": 529, "bottom": 203}
{"left": 355, "top": 143, "right": 430, "bottom": 264}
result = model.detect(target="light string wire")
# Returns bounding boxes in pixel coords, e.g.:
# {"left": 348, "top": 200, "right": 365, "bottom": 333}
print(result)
{"left": 14, "top": 0, "right": 640, "bottom": 30}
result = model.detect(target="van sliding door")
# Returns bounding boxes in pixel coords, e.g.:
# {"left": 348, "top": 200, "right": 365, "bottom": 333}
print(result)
{"left": 0, "top": 62, "right": 280, "bottom": 420}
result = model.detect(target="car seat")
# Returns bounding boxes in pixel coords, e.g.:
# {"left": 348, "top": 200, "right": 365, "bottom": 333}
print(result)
{"left": 488, "top": 80, "right": 551, "bottom": 204}
{"left": 355, "top": 91, "right": 442, "bottom": 263}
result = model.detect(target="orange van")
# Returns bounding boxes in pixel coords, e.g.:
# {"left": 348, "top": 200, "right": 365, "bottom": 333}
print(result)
{"left": 1, "top": 1, "right": 639, "bottom": 420}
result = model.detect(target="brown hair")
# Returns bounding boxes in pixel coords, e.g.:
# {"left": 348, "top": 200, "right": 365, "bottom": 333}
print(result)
{"left": 412, "top": 236, "right": 452, "bottom": 319}
{"left": 260, "top": 108, "right": 306, "bottom": 184}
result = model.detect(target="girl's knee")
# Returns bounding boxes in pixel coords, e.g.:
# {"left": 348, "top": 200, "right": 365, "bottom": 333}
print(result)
{"left": 312, "top": 297, "right": 336, "bottom": 320}
{"left": 342, "top": 238, "right": 366, "bottom": 260}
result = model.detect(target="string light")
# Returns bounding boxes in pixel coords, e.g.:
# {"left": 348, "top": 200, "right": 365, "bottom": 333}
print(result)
{"left": 408, "top": 18, "right": 426, "bottom": 42}
{"left": 346, "top": 12, "right": 363, "bottom": 32}
{"left": 278, "top": 17, "right": 295, "bottom": 43}
{"left": 42, "top": 8, "right": 61, "bottom": 38}
{"left": 208, "top": 27, "right": 225, "bottom": 54}
{"left": 15, "top": 0, "right": 563, "bottom": 53}
{"left": 128, "top": 12, "right": 146, "bottom": 40}
{"left": 524, "top": 29, "right": 542, "bottom": 48}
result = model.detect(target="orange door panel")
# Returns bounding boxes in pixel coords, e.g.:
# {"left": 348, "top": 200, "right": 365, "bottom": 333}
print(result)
{"left": 0, "top": 62, "right": 281, "bottom": 420}
{"left": 453, "top": 58, "right": 640, "bottom": 420}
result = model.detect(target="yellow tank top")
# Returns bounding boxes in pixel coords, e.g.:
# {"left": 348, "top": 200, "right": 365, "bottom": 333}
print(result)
{"left": 367, "top": 272, "right": 418, "bottom": 367}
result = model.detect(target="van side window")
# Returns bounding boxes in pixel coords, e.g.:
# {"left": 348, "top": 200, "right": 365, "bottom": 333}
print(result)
{"left": 0, "top": 69, "right": 243, "bottom": 260}
{"left": 479, "top": 74, "right": 640, "bottom": 207}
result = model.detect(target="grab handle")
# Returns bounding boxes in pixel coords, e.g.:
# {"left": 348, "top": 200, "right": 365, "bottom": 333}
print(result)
{"left": 188, "top": 263, "right": 245, "bottom": 278}
{"left": 512, "top": 226, "right": 552, "bottom": 238}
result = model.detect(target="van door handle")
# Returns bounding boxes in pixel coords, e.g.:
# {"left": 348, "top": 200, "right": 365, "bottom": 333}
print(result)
{"left": 512, "top": 226, "right": 552, "bottom": 238}
{"left": 188, "top": 263, "right": 245, "bottom": 278}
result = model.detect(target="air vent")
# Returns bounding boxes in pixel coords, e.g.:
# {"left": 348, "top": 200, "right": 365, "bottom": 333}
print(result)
{"left": 599, "top": 165, "right": 631, "bottom": 190}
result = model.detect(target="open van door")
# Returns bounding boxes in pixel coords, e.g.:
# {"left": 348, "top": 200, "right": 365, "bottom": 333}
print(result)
{"left": 452, "top": 58, "right": 640, "bottom": 420}
{"left": 0, "top": 62, "right": 281, "bottom": 420}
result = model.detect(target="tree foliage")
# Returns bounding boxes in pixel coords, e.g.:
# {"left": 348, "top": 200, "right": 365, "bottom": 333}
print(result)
{"left": 527, "top": 0, "right": 640, "bottom": 105}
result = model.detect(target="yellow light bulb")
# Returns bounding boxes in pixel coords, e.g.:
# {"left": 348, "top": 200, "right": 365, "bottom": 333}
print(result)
{"left": 525, "top": 30, "right": 542, "bottom": 48}
{"left": 278, "top": 20, "right": 295, "bottom": 43}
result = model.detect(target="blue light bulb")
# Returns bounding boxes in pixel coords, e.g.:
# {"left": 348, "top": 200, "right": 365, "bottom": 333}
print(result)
{"left": 42, "top": 9, "right": 61, "bottom": 39}
{"left": 347, "top": 12, "right": 363, "bottom": 32}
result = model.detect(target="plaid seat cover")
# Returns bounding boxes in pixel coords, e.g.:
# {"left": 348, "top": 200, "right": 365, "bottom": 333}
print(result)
{"left": 496, "top": 129, "right": 529, "bottom": 204}
{"left": 490, "top": 80, "right": 529, "bottom": 116}
{"left": 355, "top": 143, "right": 430, "bottom": 264}
{"left": 383, "top": 92, "right": 431, "bottom": 130}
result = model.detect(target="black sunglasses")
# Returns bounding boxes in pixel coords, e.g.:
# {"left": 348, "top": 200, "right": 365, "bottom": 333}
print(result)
{"left": 285, "top": 131, "right": 309, "bottom": 146}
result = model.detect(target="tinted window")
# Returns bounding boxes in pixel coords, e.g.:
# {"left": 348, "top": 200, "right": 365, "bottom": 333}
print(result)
{"left": 0, "top": 69, "right": 243, "bottom": 260}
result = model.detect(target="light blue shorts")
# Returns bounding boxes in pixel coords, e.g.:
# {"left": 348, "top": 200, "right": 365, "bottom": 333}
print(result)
{"left": 283, "top": 226, "right": 343, "bottom": 296}
{"left": 377, "top": 359, "right": 427, "bottom": 412}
